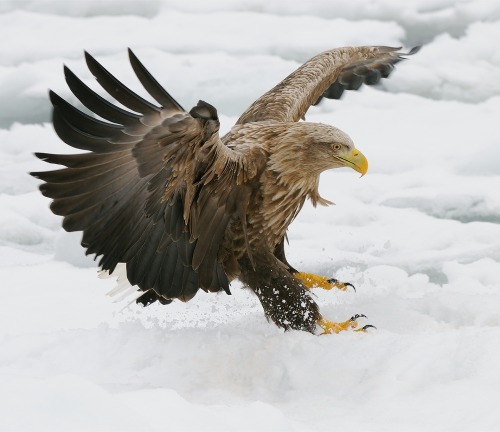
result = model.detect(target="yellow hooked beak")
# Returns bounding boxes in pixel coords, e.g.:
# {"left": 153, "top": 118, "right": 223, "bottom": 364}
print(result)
{"left": 337, "top": 148, "right": 368, "bottom": 177}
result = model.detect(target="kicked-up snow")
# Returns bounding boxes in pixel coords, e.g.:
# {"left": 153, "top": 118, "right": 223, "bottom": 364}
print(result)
{"left": 1, "top": 1, "right": 500, "bottom": 431}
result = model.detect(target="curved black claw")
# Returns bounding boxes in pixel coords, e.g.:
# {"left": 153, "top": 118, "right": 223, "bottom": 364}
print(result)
{"left": 350, "top": 313, "right": 367, "bottom": 321}
{"left": 361, "top": 324, "right": 377, "bottom": 331}
{"left": 344, "top": 282, "right": 356, "bottom": 292}
{"left": 326, "top": 278, "right": 357, "bottom": 292}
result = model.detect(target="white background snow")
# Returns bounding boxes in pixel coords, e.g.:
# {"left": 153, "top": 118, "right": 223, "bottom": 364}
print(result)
{"left": 1, "top": 1, "right": 500, "bottom": 431}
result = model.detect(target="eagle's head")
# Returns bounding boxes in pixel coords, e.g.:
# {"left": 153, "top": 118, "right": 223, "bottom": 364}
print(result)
{"left": 303, "top": 123, "right": 368, "bottom": 176}
{"left": 268, "top": 122, "right": 368, "bottom": 179}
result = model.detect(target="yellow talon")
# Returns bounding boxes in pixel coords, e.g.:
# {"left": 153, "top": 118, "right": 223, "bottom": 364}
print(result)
{"left": 317, "top": 314, "right": 373, "bottom": 335}
{"left": 294, "top": 272, "right": 355, "bottom": 291}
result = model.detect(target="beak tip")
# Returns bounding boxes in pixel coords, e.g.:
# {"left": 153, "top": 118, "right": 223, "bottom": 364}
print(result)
{"left": 357, "top": 164, "right": 368, "bottom": 178}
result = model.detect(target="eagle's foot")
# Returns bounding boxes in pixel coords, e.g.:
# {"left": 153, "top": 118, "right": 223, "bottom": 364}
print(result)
{"left": 318, "top": 314, "right": 373, "bottom": 335}
{"left": 294, "top": 272, "right": 355, "bottom": 292}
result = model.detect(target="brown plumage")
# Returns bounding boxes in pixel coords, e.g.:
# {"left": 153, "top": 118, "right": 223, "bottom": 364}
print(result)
{"left": 31, "top": 46, "right": 418, "bottom": 333}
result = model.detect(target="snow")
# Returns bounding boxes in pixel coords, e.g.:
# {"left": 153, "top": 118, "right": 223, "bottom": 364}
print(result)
{"left": 1, "top": 1, "right": 500, "bottom": 431}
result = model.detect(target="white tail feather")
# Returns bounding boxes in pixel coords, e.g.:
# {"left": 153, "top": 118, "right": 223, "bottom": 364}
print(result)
{"left": 119, "top": 291, "right": 146, "bottom": 312}
{"left": 99, "top": 263, "right": 141, "bottom": 303}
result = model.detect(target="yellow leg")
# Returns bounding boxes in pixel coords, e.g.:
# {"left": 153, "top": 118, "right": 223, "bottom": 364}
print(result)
{"left": 294, "top": 272, "right": 355, "bottom": 291}
{"left": 317, "top": 314, "right": 375, "bottom": 335}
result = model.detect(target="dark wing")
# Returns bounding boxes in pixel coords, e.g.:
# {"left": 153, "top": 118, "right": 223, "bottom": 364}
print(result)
{"left": 236, "top": 46, "right": 420, "bottom": 124}
{"left": 31, "top": 49, "right": 256, "bottom": 303}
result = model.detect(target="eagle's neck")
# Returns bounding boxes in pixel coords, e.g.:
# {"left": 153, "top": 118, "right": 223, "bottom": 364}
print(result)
{"left": 250, "top": 164, "right": 330, "bottom": 250}
{"left": 233, "top": 123, "right": 333, "bottom": 249}
{"left": 267, "top": 142, "right": 333, "bottom": 208}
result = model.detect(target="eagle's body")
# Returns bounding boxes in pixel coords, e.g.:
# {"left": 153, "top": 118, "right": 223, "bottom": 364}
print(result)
{"left": 223, "top": 122, "right": 334, "bottom": 251}
{"left": 32, "top": 46, "right": 417, "bottom": 333}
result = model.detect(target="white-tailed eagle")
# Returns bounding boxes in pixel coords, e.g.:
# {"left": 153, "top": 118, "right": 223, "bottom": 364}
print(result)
{"left": 32, "top": 46, "right": 418, "bottom": 334}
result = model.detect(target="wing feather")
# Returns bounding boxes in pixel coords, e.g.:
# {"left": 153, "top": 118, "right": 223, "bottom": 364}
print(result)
{"left": 34, "top": 151, "right": 127, "bottom": 169}
{"left": 64, "top": 66, "right": 141, "bottom": 125}
{"left": 49, "top": 90, "right": 123, "bottom": 137}
{"left": 84, "top": 51, "right": 161, "bottom": 116}
{"left": 52, "top": 107, "right": 128, "bottom": 152}
{"left": 127, "top": 48, "right": 184, "bottom": 111}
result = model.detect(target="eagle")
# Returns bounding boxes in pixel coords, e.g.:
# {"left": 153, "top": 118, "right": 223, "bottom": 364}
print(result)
{"left": 31, "top": 46, "right": 418, "bottom": 334}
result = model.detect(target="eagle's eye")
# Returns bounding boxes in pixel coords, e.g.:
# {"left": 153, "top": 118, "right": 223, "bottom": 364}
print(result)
{"left": 332, "top": 143, "right": 342, "bottom": 151}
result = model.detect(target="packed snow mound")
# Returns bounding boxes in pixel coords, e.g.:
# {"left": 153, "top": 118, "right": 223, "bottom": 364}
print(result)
{"left": 2, "top": 1, "right": 500, "bottom": 431}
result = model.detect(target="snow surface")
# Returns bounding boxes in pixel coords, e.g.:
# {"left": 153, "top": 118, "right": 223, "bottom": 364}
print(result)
{"left": 1, "top": 1, "right": 500, "bottom": 431}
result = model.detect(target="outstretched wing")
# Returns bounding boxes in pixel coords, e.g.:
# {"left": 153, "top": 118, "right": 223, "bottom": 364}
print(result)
{"left": 237, "top": 46, "right": 420, "bottom": 124}
{"left": 31, "top": 49, "right": 255, "bottom": 303}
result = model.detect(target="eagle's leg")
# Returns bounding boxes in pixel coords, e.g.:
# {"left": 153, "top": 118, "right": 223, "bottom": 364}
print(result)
{"left": 238, "top": 253, "right": 321, "bottom": 333}
{"left": 273, "top": 238, "right": 355, "bottom": 292}
{"left": 293, "top": 273, "right": 356, "bottom": 292}
{"left": 318, "top": 314, "right": 376, "bottom": 335}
